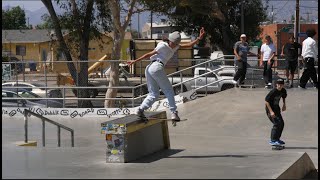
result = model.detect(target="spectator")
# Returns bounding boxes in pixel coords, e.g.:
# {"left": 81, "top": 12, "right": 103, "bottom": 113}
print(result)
{"left": 299, "top": 28, "right": 318, "bottom": 89}
{"left": 233, "top": 34, "right": 256, "bottom": 86}
{"left": 280, "top": 35, "right": 302, "bottom": 88}
{"left": 260, "top": 35, "right": 276, "bottom": 88}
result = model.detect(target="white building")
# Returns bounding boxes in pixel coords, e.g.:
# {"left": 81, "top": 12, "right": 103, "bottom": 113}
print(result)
{"left": 141, "top": 19, "right": 190, "bottom": 39}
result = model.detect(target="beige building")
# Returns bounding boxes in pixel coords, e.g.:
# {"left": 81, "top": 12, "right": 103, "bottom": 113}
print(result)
{"left": 2, "top": 29, "right": 132, "bottom": 73}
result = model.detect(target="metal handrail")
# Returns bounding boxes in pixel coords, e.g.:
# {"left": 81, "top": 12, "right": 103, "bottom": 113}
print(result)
{"left": 23, "top": 109, "right": 74, "bottom": 147}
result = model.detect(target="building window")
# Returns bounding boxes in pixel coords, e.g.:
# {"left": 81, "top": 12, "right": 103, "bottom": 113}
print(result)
{"left": 16, "top": 45, "right": 26, "bottom": 56}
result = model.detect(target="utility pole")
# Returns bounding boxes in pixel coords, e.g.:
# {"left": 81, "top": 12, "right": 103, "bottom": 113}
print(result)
{"left": 294, "top": 0, "right": 299, "bottom": 43}
{"left": 270, "top": 5, "right": 277, "bottom": 24}
{"left": 241, "top": 3, "right": 244, "bottom": 33}
{"left": 137, "top": 12, "right": 140, "bottom": 38}
{"left": 304, "top": 12, "right": 311, "bottom": 23}
{"left": 150, "top": 11, "right": 153, "bottom": 39}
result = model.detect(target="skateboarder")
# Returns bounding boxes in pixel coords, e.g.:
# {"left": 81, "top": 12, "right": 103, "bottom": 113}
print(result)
{"left": 265, "top": 78, "right": 287, "bottom": 146}
{"left": 127, "top": 27, "right": 205, "bottom": 123}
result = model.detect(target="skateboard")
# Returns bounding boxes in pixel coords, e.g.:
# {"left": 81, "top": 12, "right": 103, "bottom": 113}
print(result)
{"left": 150, "top": 118, "right": 187, "bottom": 127}
{"left": 271, "top": 144, "right": 285, "bottom": 150}
{"left": 138, "top": 115, "right": 187, "bottom": 127}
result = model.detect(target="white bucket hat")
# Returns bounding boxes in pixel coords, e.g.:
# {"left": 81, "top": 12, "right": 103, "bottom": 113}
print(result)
{"left": 168, "top": 31, "right": 181, "bottom": 45}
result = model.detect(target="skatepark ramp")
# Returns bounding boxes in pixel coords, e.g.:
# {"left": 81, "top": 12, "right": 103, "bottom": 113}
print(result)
{"left": 1, "top": 87, "right": 317, "bottom": 178}
{"left": 277, "top": 152, "right": 316, "bottom": 179}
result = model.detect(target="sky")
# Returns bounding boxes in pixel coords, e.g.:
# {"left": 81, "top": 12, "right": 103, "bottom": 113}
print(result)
{"left": 2, "top": 0, "right": 319, "bottom": 29}
{"left": 2, "top": 0, "right": 166, "bottom": 32}
{"left": 2, "top": 0, "right": 43, "bottom": 11}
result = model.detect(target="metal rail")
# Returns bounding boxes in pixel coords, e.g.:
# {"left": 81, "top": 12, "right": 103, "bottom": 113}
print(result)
{"left": 23, "top": 109, "right": 74, "bottom": 147}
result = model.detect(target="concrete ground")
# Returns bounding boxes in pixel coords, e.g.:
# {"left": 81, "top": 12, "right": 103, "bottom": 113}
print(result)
{"left": 2, "top": 87, "right": 318, "bottom": 179}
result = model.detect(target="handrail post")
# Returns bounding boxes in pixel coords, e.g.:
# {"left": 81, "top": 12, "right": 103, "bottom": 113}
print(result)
{"left": 71, "top": 130, "right": 74, "bottom": 147}
{"left": 63, "top": 87, "right": 66, "bottom": 108}
{"left": 58, "top": 127, "right": 61, "bottom": 147}
{"left": 24, "top": 110, "right": 28, "bottom": 143}
{"left": 42, "top": 120, "right": 45, "bottom": 147}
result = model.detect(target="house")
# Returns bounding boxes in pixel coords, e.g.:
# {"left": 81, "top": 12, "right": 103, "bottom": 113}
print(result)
{"left": 2, "top": 29, "right": 132, "bottom": 73}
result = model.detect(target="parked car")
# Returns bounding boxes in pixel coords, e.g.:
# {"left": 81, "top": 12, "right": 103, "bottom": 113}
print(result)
{"left": 2, "top": 81, "right": 62, "bottom": 98}
{"left": 169, "top": 67, "right": 237, "bottom": 94}
{"left": 2, "top": 90, "right": 63, "bottom": 108}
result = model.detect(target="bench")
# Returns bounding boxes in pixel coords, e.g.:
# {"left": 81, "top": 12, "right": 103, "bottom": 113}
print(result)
{"left": 101, "top": 111, "right": 170, "bottom": 163}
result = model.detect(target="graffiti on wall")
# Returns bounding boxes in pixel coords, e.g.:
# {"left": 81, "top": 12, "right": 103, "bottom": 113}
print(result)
{"left": 2, "top": 89, "right": 197, "bottom": 119}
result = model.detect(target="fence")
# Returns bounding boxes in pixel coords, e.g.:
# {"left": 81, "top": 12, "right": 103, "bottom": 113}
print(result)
{"left": 2, "top": 56, "right": 318, "bottom": 108}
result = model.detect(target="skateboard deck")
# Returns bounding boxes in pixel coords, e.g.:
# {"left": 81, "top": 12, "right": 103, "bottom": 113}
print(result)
{"left": 271, "top": 145, "right": 285, "bottom": 150}
{"left": 239, "top": 84, "right": 256, "bottom": 88}
{"left": 147, "top": 118, "right": 187, "bottom": 121}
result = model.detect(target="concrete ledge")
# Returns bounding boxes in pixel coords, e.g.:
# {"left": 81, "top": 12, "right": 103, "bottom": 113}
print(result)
{"left": 101, "top": 111, "right": 170, "bottom": 163}
{"left": 15, "top": 141, "right": 37, "bottom": 147}
{"left": 277, "top": 152, "right": 316, "bottom": 179}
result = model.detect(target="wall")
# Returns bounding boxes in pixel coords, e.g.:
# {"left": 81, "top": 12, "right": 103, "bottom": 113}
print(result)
{"left": 259, "top": 23, "right": 318, "bottom": 55}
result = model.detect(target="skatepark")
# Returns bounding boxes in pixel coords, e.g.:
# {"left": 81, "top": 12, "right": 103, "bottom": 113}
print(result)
{"left": 2, "top": 87, "right": 318, "bottom": 179}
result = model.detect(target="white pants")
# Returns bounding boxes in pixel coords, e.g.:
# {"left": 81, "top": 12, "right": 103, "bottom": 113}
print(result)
{"left": 139, "top": 61, "right": 177, "bottom": 113}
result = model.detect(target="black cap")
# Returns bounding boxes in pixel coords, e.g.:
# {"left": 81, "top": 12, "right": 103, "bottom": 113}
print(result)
{"left": 276, "top": 78, "right": 284, "bottom": 84}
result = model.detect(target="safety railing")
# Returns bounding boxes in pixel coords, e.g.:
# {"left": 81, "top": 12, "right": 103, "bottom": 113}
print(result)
{"left": 24, "top": 109, "right": 74, "bottom": 147}
{"left": 2, "top": 56, "right": 318, "bottom": 108}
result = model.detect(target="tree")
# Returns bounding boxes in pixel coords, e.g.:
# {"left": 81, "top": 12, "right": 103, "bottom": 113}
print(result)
{"left": 101, "top": 0, "right": 136, "bottom": 108}
{"left": 2, "top": 6, "right": 29, "bottom": 30}
{"left": 41, "top": 0, "right": 112, "bottom": 108}
{"left": 35, "top": 14, "right": 54, "bottom": 29}
{"left": 167, "top": 0, "right": 268, "bottom": 55}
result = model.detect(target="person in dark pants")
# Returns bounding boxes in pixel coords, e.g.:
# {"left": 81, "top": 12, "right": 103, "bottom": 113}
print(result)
{"left": 233, "top": 34, "right": 256, "bottom": 86}
{"left": 299, "top": 28, "right": 318, "bottom": 89}
{"left": 265, "top": 78, "right": 287, "bottom": 146}
{"left": 260, "top": 35, "right": 276, "bottom": 88}
{"left": 280, "top": 35, "right": 302, "bottom": 88}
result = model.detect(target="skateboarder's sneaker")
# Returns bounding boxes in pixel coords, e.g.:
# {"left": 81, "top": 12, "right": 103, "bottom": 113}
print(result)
{"left": 277, "top": 139, "right": 285, "bottom": 145}
{"left": 171, "top": 111, "right": 180, "bottom": 127}
{"left": 136, "top": 108, "right": 148, "bottom": 124}
{"left": 269, "top": 140, "right": 281, "bottom": 146}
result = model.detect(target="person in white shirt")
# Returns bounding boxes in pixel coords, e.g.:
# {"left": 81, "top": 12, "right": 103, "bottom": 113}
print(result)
{"left": 128, "top": 27, "right": 205, "bottom": 126}
{"left": 260, "top": 35, "right": 276, "bottom": 88}
{"left": 299, "top": 28, "right": 318, "bottom": 89}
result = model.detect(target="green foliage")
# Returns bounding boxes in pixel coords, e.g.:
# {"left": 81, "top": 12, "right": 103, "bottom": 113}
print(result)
{"left": 35, "top": 14, "right": 54, "bottom": 29}
{"left": 146, "top": 0, "right": 268, "bottom": 54}
{"left": 2, "top": 6, "right": 29, "bottom": 30}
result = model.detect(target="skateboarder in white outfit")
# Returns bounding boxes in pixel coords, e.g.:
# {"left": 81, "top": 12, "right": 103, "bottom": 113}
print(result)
{"left": 128, "top": 27, "right": 205, "bottom": 125}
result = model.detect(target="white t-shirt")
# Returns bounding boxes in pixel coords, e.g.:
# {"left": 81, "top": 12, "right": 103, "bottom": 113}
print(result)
{"left": 150, "top": 42, "right": 180, "bottom": 65}
{"left": 260, "top": 43, "right": 276, "bottom": 61}
{"left": 302, "top": 37, "right": 318, "bottom": 59}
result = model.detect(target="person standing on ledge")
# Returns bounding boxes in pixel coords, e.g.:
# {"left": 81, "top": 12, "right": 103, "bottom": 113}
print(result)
{"left": 127, "top": 27, "right": 205, "bottom": 126}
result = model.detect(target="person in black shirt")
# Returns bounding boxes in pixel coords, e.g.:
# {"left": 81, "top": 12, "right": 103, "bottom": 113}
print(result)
{"left": 265, "top": 78, "right": 287, "bottom": 146}
{"left": 280, "top": 36, "right": 302, "bottom": 88}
